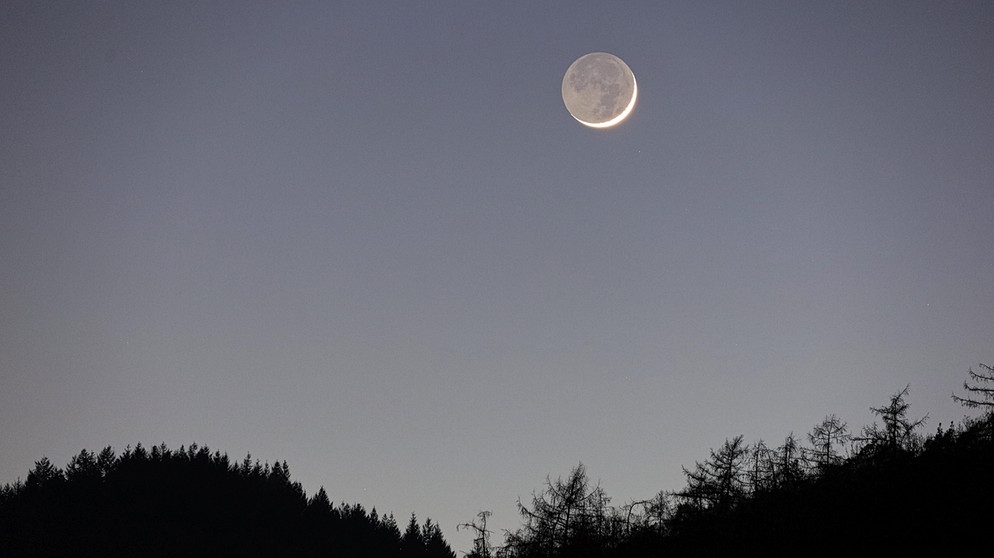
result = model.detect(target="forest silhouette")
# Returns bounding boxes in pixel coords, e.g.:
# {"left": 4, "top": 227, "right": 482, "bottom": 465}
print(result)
{"left": 2, "top": 364, "right": 992, "bottom": 557}
{"left": 470, "top": 365, "right": 994, "bottom": 557}
{"left": 0, "top": 443, "right": 455, "bottom": 558}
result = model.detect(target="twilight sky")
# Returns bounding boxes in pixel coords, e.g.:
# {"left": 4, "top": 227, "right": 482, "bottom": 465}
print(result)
{"left": 2, "top": 1, "right": 993, "bottom": 550}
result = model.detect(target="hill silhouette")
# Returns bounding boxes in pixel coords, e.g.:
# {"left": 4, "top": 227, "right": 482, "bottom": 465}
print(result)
{"left": 482, "top": 381, "right": 994, "bottom": 558}
{"left": 4, "top": 371, "right": 993, "bottom": 557}
{"left": 0, "top": 443, "right": 455, "bottom": 558}
{"left": 646, "top": 417, "right": 994, "bottom": 556}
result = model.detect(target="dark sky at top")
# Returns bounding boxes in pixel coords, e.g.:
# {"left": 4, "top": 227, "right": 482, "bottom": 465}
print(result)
{"left": 2, "top": 1, "right": 992, "bottom": 550}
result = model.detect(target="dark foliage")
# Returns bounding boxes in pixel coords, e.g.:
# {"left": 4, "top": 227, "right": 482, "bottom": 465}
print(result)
{"left": 502, "top": 463, "right": 621, "bottom": 558}
{"left": 651, "top": 416, "right": 994, "bottom": 556}
{"left": 492, "top": 380, "right": 994, "bottom": 557}
{"left": 0, "top": 443, "right": 455, "bottom": 558}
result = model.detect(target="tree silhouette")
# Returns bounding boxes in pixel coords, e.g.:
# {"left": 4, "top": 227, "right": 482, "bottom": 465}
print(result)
{"left": 458, "top": 510, "right": 494, "bottom": 558}
{"left": 25, "top": 457, "right": 64, "bottom": 491}
{"left": 772, "top": 433, "right": 806, "bottom": 488}
{"left": 855, "top": 385, "right": 928, "bottom": 459}
{"left": 0, "top": 443, "right": 455, "bottom": 558}
{"left": 806, "top": 414, "right": 850, "bottom": 470}
{"left": 488, "top": 382, "right": 994, "bottom": 557}
{"left": 307, "top": 486, "right": 333, "bottom": 515}
{"left": 503, "top": 463, "right": 610, "bottom": 558}
{"left": 423, "top": 517, "right": 457, "bottom": 558}
{"left": 953, "top": 362, "right": 994, "bottom": 413}
{"left": 678, "top": 435, "right": 749, "bottom": 515}
{"left": 401, "top": 512, "right": 426, "bottom": 557}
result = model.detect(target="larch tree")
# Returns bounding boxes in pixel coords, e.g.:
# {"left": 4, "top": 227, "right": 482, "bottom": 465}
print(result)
{"left": 503, "top": 463, "right": 609, "bottom": 557}
{"left": 458, "top": 510, "right": 494, "bottom": 558}
{"left": 806, "top": 414, "right": 850, "bottom": 470}
{"left": 856, "top": 385, "right": 928, "bottom": 458}
{"left": 678, "top": 435, "right": 750, "bottom": 514}
{"left": 952, "top": 362, "right": 994, "bottom": 412}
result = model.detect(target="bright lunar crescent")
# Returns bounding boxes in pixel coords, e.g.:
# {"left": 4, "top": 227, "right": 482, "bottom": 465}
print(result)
{"left": 561, "top": 52, "right": 637, "bottom": 128}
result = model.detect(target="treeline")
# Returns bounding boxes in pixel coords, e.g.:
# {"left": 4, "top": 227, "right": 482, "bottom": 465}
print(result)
{"left": 0, "top": 443, "right": 456, "bottom": 558}
{"left": 465, "top": 364, "right": 994, "bottom": 557}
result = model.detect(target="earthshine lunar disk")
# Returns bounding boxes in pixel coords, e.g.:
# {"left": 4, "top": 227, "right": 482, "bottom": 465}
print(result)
{"left": 562, "top": 52, "right": 637, "bottom": 128}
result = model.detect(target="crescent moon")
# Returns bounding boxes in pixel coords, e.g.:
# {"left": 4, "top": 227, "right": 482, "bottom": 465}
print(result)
{"left": 561, "top": 52, "right": 638, "bottom": 128}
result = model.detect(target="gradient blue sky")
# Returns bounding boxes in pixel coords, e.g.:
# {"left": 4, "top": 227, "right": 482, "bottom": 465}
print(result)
{"left": 2, "top": 1, "right": 993, "bottom": 551}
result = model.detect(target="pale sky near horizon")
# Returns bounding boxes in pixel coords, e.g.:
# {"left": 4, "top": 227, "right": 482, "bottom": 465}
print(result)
{"left": 2, "top": 1, "right": 993, "bottom": 551}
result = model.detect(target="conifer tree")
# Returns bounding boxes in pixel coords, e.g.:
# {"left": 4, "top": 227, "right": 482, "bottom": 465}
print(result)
{"left": 678, "top": 436, "right": 749, "bottom": 514}
{"left": 401, "top": 512, "right": 426, "bottom": 556}
{"left": 772, "top": 433, "right": 805, "bottom": 488}
{"left": 503, "top": 463, "right": 609, "bottom": 557}
{"left": 952, "top": 362, "right": 994, "bottom": 412}
{"left": 96, "top": 446, "right": 116, "bottom": 477}
{"left": 307, "top": 486, "right": 333, "bottom": 515}
{"left": 458, "top": 510, "right": 494, "bottom": 558}
{"left": 856, "top": 385, "right": 927, "bottom": 458}
{"left": 423, "top": 518, "right": 456, "bottom": 558}
{"left": 65, "top": 448, "right": 100, "bottom": 482}
{"left": 806, "top": 414, "right": 850, "bottom": 469}
{"left": 26, "top": 457, "right": 63, "bottom": 491}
